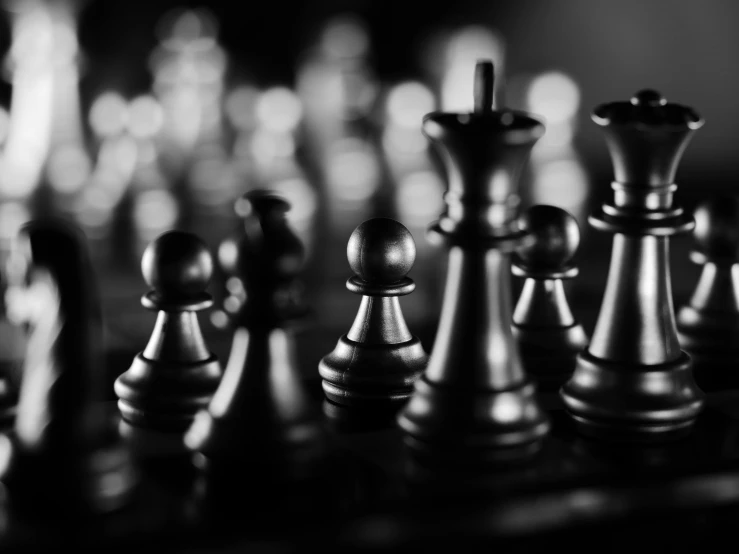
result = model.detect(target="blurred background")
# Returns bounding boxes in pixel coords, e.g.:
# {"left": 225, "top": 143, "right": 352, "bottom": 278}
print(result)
{"left": 0, "top": 0, "right": 734, "bottom": 377}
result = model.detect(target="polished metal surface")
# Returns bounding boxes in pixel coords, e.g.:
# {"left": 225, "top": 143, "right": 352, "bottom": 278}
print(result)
{"left": 398, "top": 60, "right": 549, "bottom": 463}
{"left": 561, "top": 90, "right": 705, "bottom": 439}
{"left": 319, "top": 218, "right": 427, "bottom": 424}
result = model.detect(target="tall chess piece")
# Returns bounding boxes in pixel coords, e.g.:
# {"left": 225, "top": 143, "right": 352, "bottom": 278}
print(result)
{"left": 115, "top": 231, "right": 222, "bottom": 456}
{"left": 0, "top": 219, "right": 136, "bottom": 521}
{"left": 677, "top": 195, "right": 739, "bottom": 391}
{"left": 185, "top": 191, "right": 325, "bottom": 509}
{"left": 560, "top": 90, "right": 705, "bottom": 440}
{"left": 512, "top": 205, "right": 588, "bottom": 393}
{"left": 397, "top": 60, "right": 550, "bottom": 464}
{"left": 319, "top": 218, "right": 428, "bottom": 428}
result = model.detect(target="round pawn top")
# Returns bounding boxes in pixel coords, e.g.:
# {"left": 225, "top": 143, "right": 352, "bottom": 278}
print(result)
{"left": 347, "top": 218, "right": 416, "bottom": 284}
{"left": 517, "top": 205, "right": 580, "bottom": 271}
{"left": 142, "top": 230, "right": 213, "bottom": 297}
{"left": 692, "top": 195, "right": 739, "bottom": 263}
{"left": 630, "top": 89, "right": 667, "bottom": 107}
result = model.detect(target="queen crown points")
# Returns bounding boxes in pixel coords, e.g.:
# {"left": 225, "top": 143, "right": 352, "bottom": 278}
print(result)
{"left": 593, "top": 89, "right": 703, "bottom": 129}
{"left": 592, "top": 89, "right": 704, "bottom": 187}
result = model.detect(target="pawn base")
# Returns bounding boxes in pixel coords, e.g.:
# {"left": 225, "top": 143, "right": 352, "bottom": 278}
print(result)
{"left": 119, "top": 419, "right": 191, "bottom": 458}
{"left": 514, "top": 322, "right": 588, "bottom": 393}
{"left": 319, "top": 335, "right": 426, "bottom": 407}
{"left": 321, "top": 381, "right": 414, "bottom": 408}
{"left": 568, "top": 413, "right": 695, "bottom": 443}
{"left": 322, "top": 398, "right": 402, "bottom": 433}
{"left": 397, "top": 376, "right": 550, "bottom": 464}
{"left": 560, "top": 349, "right": 704, "bottom": 442}
{"left": 114, "top": 352, "right": 222, "bottom": 432}
{"left": 678, "top": 306, "right": 739, "bottom": 392}
{"left": 403, "top": 433, "right": 543, "bottom": 469}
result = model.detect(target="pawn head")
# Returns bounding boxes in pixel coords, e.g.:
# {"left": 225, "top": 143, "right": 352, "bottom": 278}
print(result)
{"left": 693, "top": 195, "right": 739, "bottom": 262}
{"left": 517, "top": 205, "right": 580, "bottom": 270}
{"left": 347, "top": 218, "right": 416, "bottom": 284}
{"left": 142, "top": 231, "right": 213, "bottom": 297}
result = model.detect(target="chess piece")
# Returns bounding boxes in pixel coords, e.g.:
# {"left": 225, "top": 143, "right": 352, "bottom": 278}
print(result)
{"left": 185, "top": 190, "right": 325, "bottom": 506}
{"left": 115, "top": 231, "right": 222, "bottom": 456}
{"left": 560, "top": 89, "right": 705, "bottom": 440}
{"left": 397, "top": 60, "right": 550, "bottom": 465}
{"left": 512, "top": 205, "right": 588, "bottom": 393}
{"left": 677, "top": 195, "right": 739, "bottom": 391}
{"left": 319, "top": 218, "right": 428, "bottom": 426}
{"left": 0, "top": 219, "right": 136, "bottom": 520}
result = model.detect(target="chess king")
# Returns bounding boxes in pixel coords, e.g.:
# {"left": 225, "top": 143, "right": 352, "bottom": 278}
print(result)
{"left": 398, "top": 60, "right": 550, "bottom": 463}
{"left": 560, "top": 90, "right": 705, "bottom": 439}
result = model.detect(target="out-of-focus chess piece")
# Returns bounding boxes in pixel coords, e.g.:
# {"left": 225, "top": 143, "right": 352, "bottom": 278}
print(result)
{"left": 560, "top": 89, "right": 705, "bottom": 440}
{"left": 185, "top": 190, "right": 325, "bottom": 517}
{"left": 678, "top": 195, "right": 739, "bottom": 391}
{"left": 512, "top": 205, "right": 588, "bottom": 393}
{"left": 0, "top": 219, "right": 137, "bottom": 522}
{"left": 115, "top": 231, "right": 222, "bottom": 457}
{"left": 319, "top": 218, "right": 427, "bottom": 429}
{"left": 398, "top": 60, "right": 550, "bottom": 466}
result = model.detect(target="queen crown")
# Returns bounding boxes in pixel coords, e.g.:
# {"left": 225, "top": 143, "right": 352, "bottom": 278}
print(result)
{"left": 593, "top": 89, "right": 704, "bottom": 186}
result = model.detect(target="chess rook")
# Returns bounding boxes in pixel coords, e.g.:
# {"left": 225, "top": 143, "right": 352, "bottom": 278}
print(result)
{"left": 115, "top": 231, "right": 222, "bottom": 455}
{"left": 677, "top": 195, "right": 739, "bottom": 391}
{"left": 319, "top": 218, "right": 427, "bottom": 424}
{"left": 560, "top": 89, "right": 705, "bottom": 440}
{"left": 398, "top": 60, "right": 550, "bottom": 464}
{"left": 512, "top": 205, "right": 588, "bottom": 392}
{"left": 185, "top": 190, "right": 324, "bottom": 500}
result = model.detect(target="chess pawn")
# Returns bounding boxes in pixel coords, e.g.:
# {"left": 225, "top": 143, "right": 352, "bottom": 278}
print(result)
{"left": 677, "top": 195, "right": 739, "bottom": 391}
{"left": 319, "top": 218, "right": 428, "bottom": 427}
{"left": 397, "top": 60, "right": 550, "bottom": 465}
{"left": 512, "top": 205, "right": 588, "bottom": 393}
{"left": 185, "top": 191, "right": 325, "bottom": 504}
{"left": 0, "top": 219, "right": 136, "bottom": 520}
{"left": 560, "top": 90, "right": 705, "bottom": 440}
{"left": 115, "top": 231, "right": 222, "bottom": 456}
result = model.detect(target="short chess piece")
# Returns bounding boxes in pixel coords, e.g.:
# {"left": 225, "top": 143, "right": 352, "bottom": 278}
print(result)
{"left": 115, "top": 231, "right": 222, "bottom": 457}
{"left": 185, "top": 190, "right": 326, "bottom": 515}
{"left": 397, "top": 60, "right": 550, "bottom": 466}
{"left": 512, "top": 205, "right": 588, "bottom": 393}
{"left": 319, "top": 218, "right": 428, "bottom": 429}
{"left": 560, "top": 89, "right": 705, "bottom": 440}
{"left": 677, "top": 195, "right": 739, "bottom": 391}
{"left": 0, "top": 219, "right": 137, "bottom": 522}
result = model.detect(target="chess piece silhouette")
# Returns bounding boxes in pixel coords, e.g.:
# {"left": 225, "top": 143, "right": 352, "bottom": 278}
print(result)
{"left": 320, "top": 217, "right": 427, "bottom": 429}
{"left": 1, "top": 219, "right": 137, "bottom": 522}
{"left": 398, "top": 60, "right": 550, "bottom": 465}
{"left": 115, "top": 231, "right": 222, "bottom": 457}
{"left": 678, "top": 195, "right": 739, "bottom": 391}
{"left": 512, "top": 205, "right": 588, "bottom": 393}
{"left": 560, "top": 89, "right": 705, "bottom": 440}
{"left": 185, "top": 190, "right": 326, "bottom": 519}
